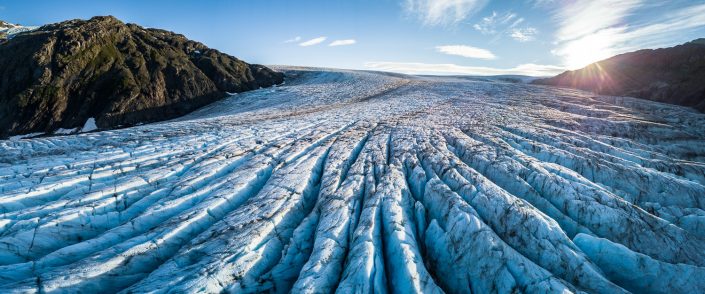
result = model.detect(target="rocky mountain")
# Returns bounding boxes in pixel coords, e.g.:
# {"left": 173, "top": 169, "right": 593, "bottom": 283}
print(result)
{"left": 0, "top": 16, "right": 283, "bottom": 138}
{"left": 0, "top": 21, "right": 10, "bottom": 39}
{"left": 0, "top": 20, "right": 15, "bottom": 32}
{"left": 533, "top": 39, "right": 705, "bottom": 112}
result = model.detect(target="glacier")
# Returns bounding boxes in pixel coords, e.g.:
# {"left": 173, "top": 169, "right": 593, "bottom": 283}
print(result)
{"left": 0, "top": 67, "right": 704, "bottom": 293}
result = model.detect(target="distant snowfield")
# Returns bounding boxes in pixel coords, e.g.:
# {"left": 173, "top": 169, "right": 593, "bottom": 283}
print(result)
{"left": 0, "top": 22, "right": 38, "bottom": 39}
{"left": 1, "top": 67, "right": 705, "bottom": 293}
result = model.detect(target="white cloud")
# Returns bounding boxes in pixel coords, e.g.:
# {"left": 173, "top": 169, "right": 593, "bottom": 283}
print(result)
{"left": 473, "top": 11, "right": 535, "bottom": 43}
{"left": 548, "top": 0, "right": 642, "bottom": 68}
{"left": 614, "top": 3, "right": 705, "bottom": 49}
{"left": 550, "top": 1, "right": 705, "bottom": 69}
{"left": 473, "top": 11, "right": 517, "bottom": 35}
{"left": 436, "top": 45, "right": 496, "bottom": 60}
{"left": 365, "top": 61, "right": 565, "bottom": 76}
{"left": 510, "top": 27, "right": 538, "bottom": 42}
{"left": 284, "top": 36, "right": 302, "bottom": 43}
{"left": 299, "top": 37, "right": 327, "bottom": 47}
{"left": 403, "top": 0, "right": 489, "bottom": 26}
{"left": 509, "top": 17, "right": 524, "bottom": 28}
{"left": 530, "top": 0, "right": 555, "bottom": 7}
{"left": 329, "top": 39, "right": 357, "bottom": 46}
{"left": 554, "top": 0, "right": 641, "bottom": 42}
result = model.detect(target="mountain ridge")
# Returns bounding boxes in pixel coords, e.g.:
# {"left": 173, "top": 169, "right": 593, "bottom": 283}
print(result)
{"left": 533, "top": 39, "right": 705, "bottom": 112}
{"left": 0, "top": 16, "right": 283, "bottom": 138}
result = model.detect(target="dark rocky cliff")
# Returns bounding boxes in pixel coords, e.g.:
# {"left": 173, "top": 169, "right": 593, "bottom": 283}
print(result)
{"left": 533, "top": 39, "right": 705, "bottom": 112}
{"left": 0, "top": 16, "right": 283, "bottom": 138}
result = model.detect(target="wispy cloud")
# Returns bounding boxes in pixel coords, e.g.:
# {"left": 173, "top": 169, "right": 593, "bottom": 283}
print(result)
{"left": 436, "top": 45, "right": 496, "bottom": 60}
{"left": 365, "top": 61, "right": 564, "bottom": 76}
{"left": 299, "top": 36, "right": 327, "bottom": 47}
{"left": 529, "top": 0, "right": 555, "bottom": 7}
{"left": 550, "top": 1, "right": 705, "bottom": 69}
{"left": 473, "top": 11, "right": 518, "bottom": 35}
{"left": 510, "top": 18, "right": 524, "bottom": 28}
{"left": 554, "top": 0, "right": 641, "bottom": 42}
{"left": 614, "top": 3, "right": 705, "bottom": 49}
{"left": 283, "top": 36, "right": 302, "bottom": 43}
{"left": 510, "top": 27, "right": 537, "bottom": 42}
{"left": 473, "top": 11, "right": 535, "bottom": 43}
{"left": 403, "top": 0, "right": 489, "bottom": 26}
{"left": 329, "top": 39, "right": 357, "bottom": 46}
{"left": 549, "top": 0, "right": 642, "bottom": 68}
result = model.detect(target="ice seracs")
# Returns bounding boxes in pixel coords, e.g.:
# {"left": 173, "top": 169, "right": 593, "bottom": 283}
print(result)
{"left": 0, "top": 67, "right": 704, "bottom": 293}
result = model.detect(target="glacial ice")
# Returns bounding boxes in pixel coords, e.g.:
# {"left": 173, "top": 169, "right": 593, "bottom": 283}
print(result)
{"left": 0, "top": 67, "right": 704, "bottom": 293}
{"left": 81, "top": 118, "right": 98, "bottom": 133}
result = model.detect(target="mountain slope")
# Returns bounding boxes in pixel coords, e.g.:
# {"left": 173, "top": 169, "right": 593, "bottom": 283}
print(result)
{"left": 533, "top": 39, "right": 705, "bottom": 112}
{"left": 0, "top": 68, "right": 704, "bottom": 293}
{"left": 0, "top": 16, "right": 283, "bottom": 138}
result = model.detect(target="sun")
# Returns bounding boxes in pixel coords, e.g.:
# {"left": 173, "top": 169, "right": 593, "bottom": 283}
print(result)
{"left": 556, "top": 28, "right": 622, "bottom": 70}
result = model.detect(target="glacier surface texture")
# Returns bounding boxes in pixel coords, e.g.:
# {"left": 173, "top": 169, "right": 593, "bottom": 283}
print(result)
{"left": 1, "top": 68, "right": 704, "bottom": 293}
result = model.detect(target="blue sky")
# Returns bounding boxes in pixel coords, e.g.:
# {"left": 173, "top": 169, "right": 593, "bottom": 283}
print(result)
{"left": 1, "top": 0, "right": 704, "bottom": 76}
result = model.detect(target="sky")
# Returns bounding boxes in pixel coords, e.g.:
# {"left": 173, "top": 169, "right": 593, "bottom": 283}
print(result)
{"left": 1, "top": 0, "right": 705, "bottom": 76}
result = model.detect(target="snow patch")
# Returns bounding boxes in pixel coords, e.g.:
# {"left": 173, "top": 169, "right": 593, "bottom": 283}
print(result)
{"left": 81, "top": 117, "right": 97, "bottom": 132}
{"left": 54, "top": 128, "right": 77, "bottom": 135}
{"left": 8, "top": 132, "right": 43, "bottom": 140}
{"left": 0, "top": 22, "right": 39, "bottom": 39}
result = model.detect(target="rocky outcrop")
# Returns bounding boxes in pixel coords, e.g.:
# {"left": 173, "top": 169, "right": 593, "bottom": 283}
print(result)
{"left": 0, "top": 16, "right": 283, "bottom": 138}
{"left": 533, "top": 39, "right": 705, "bottom": 112}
